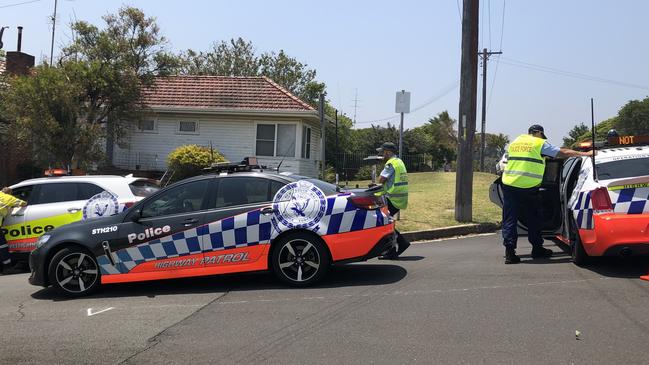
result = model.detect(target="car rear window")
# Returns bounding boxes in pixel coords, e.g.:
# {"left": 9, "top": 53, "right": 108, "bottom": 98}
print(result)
{"left": 597, "top": 158, "right": 649, "bottom": 180}
{"left": 129, "top": 180, "right": 160, "bottom": 197}
{"left": 304, "top": 179, "right": 338, "bottom": 195}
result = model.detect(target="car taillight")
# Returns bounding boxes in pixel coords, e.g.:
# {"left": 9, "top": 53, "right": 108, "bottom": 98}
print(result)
{"left": 349, "top": 195, "right": 384, "bottom": 210}
{"left": 591, "top": 187, "right": 613, "bottom": 212}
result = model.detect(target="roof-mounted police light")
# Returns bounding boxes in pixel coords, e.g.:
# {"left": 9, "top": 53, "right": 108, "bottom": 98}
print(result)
{"left": 202, "top": 157, "right": 268, "bottom": 174}
{"left": 44, "top": 168, "right": 69, "bottom": 177}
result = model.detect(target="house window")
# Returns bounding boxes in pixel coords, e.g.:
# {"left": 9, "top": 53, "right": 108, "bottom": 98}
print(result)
{"left": 277, "top": 124, "right": 296, "bottom": 157}
{"left": 178, "top": 121, "right": 198, "bottom": 134}
{"left": 255, "top": 123, "right": 297, "bottom": 157}
{"left": 301, "top": 126, "right": 311, "bottom": 159}
{"left": 256, "top": 124, "right": 276, "bottom": 156}
{"left": 137, "top": 120, "right": 156, "bottom": 132}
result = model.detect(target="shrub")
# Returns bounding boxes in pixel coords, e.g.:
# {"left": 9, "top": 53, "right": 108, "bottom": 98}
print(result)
{"left": 354, "top": 164, "right": 384, "bottom": 181}
{"left": 167, "top": 144, "right": 226, "bottom": 181}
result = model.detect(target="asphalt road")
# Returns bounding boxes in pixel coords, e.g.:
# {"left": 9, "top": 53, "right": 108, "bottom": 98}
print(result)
{"left": 1, "top": 233, "right": 648, "bottom": 364}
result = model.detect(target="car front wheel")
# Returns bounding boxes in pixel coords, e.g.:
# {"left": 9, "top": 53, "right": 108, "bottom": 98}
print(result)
{"left": 271, "top": 232, "right": 330, "bottom": 287}
{"left": 48, "top": 247, "right": 101, "bottom": 297}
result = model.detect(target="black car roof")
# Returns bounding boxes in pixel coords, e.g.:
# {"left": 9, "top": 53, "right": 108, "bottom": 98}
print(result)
{"left": 165, "top": 171, "right": 300, "bottom": 188}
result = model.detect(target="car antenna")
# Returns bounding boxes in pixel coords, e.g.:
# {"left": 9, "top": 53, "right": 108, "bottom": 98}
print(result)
{"left": 591, "top": 97, "right": 597, "bottom": 182}
{"left": 276, "top": 138, "right": 296, "bottom": 173}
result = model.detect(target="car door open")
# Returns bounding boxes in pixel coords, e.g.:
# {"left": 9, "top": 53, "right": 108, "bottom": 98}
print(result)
{"left": 489, "top": 158, "right": 564, "bottom": 235}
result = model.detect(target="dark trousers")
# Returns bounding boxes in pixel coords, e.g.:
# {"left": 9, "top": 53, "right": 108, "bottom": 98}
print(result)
{"left": 501, "top": 184, "right": 543, "bottom": 249}
{"left": 0, "top": 231, "right": 10, "bottom": 266}
{"left": 387, "top": 200, "right": 410, "bottom": 254}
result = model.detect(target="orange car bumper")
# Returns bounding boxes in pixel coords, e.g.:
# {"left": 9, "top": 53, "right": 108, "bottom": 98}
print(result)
{"left": 324, "top": 223, "right": 396, "bottom": 262}
{"left": 579, "top": 213, "right": 649, "bottom": 256}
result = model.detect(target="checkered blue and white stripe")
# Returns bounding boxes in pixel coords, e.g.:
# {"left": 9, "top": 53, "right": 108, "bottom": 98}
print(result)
{"left": 572, "top": 191, "right": 593, "bottom": 229}
{"left": 609, "top": 188, "right": 649, "bottom": 215}
{"left": 571, "top": 187, "right": 649, "bottom": 231}
{"left": 98, "top": 194, "right": 391, "bottom": 275}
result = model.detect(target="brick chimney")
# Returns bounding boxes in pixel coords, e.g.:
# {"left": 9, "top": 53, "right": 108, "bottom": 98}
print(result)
{"left": 5, "top": 26, "right": 34, "bottom": 76}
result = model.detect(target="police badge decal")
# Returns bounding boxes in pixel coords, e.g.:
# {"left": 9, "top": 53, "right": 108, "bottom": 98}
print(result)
{"left": 83, "top": 191, "right": 120, "bottom": 219}
{"left": 271, "top": 180, "right": 327, "bottom": 231}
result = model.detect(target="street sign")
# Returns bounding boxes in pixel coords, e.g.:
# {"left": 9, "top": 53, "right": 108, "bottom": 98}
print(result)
{"left": 395, "top": 91, "right": 411, "bottom": 113}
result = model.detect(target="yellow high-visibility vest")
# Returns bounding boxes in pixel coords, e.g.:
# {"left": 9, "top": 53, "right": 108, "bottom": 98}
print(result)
{"left": 381, "top": 156, "right": 409, "bottom": 209}
{"left": 0, "top": 192, "right": 25, "bottom": 225}
{"left": 502, "top": 134, "right": 546, "bottom": 188}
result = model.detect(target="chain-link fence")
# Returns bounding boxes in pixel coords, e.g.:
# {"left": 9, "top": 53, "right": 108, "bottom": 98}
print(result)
{"left": 331, "top": 152, "right": 435, "bottom": 182}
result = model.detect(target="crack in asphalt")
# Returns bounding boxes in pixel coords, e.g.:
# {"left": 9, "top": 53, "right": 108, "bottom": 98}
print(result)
{"left": 118, "top": 288, "right": 232, "bottom": 365}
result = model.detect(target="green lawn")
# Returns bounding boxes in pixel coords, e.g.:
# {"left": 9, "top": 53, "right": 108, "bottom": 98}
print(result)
{"left": 348, "top": 172, "right": 501, "bottom": 232}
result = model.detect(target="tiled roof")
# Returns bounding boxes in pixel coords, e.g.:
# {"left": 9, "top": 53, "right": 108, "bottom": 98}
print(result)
{"left": 141, "top": 75, "right": 315, "bottom": 112}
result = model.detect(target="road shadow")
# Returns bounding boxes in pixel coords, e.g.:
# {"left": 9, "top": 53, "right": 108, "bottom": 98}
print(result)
{"left": 578, "top": 257, "right": 649, "bottom": 278}
{"left": 551, "top": 240, "right": 649, "bottom": 278}
{"left": 390, "top": 255, "right": 425, "bottom": 262}
{"left": 30, "top": 263, "right": 408, "bottom": 301}
{"left": 518, "top": 249, "right": 573, "bottom": 265}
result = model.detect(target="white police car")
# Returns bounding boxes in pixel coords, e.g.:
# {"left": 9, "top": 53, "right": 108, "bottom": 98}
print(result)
{"left": 4, "top": 175, "right": 159, "bottom": 258}
{"left": 490, "top": 135, "right": 649, "bottom": 265}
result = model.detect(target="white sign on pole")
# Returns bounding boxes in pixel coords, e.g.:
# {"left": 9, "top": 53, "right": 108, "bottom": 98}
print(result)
{"left": 395, "top": 91, "right": 411, "bottom": 114}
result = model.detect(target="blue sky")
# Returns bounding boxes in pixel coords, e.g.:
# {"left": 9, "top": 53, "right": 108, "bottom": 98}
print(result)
{"left": 2, "top": 0, "right": 648, "bottom": 143}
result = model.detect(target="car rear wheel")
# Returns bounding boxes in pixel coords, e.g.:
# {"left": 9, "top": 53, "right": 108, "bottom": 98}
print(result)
{"left": 271, "top": 232, "right": 330, "bottom": 287}
{"left": 48, "top": 247, "right": 101, "bottom": 297}
{"left": 570, "top": 219, "right": 590, "bottom": 266}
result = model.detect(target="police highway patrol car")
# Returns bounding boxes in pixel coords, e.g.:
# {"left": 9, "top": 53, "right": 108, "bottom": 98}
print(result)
{"left": 490, "top": 134, "right": 649, "bottom": 265}
{"left": 28, "top": 171, "right": 395, "bottom": 296}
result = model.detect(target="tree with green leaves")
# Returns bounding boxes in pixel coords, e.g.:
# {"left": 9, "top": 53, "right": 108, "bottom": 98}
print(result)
{"left": 616, "top": 97, "right": 649, "bottom": 135}
{"left": 562, "top": 123, "right": 589, "bottom": 148}
{"left": 5, "top": 6, "right": 175, "bottom": 169}
{"left": 5, "top": 63, "right": 105, "bottom": 167}
{"left": 178, "top": 38, "right": 325, "bottom": 106}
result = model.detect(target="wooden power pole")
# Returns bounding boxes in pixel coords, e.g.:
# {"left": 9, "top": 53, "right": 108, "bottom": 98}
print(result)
{"left": 455, "top": 0, "right": 480, "bottom": 222}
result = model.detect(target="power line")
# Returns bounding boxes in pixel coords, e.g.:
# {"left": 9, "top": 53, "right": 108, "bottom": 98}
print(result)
{"left": 0, "top": 0, "right": 40, "bottom": 9}
{"left": 498, "top": 0, "right": 506, "bottom": 50}
{"left": 500, "top": 57, "right": 649, "bottom": 90}
{"left": 487, "top": 0, "right": 506, "bottom": 111}
{"left": 355, "top": 81, "right": 459, "bottom": 126}
{"left": 488, "top": 0, "right": 492, "bottom": 49}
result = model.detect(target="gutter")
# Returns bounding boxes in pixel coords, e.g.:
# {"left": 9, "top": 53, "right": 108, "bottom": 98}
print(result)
{"left": 146, "top": 106, "right": 321, "bottom": 122}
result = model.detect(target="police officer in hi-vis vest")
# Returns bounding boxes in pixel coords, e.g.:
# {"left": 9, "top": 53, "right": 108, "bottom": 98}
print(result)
{"left": 375, "top": 142, "right": 411, "bottom": 260}
{"left": 501, "top": 125, "right": 593, "bottom": 264}
{"left": 0, "top": 187, "right": 27, "bottom": 275}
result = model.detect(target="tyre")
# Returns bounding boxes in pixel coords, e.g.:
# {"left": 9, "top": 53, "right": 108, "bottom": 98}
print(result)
{"left": 48, "top": 247, "right": 101, "bottom": 297}
{"left": 570, "top": 219, "right": 590, "bottom": 266}
{"left": 271, "top": 232, "right": 330, "bottom": 287}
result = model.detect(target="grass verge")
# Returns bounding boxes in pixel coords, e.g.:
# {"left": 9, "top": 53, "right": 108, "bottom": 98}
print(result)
{"left": 347, "top": 172, "right": 501, "bottom": 232}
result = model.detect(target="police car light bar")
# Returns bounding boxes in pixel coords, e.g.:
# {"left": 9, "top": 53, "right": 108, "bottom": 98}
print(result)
{"left": 203, "top": 158, "right": 268, "bottom": 174}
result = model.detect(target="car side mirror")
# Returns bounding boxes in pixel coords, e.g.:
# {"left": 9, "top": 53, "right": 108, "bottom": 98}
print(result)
{"left": 130, "top": 209, "right": 142, "bottom": 223}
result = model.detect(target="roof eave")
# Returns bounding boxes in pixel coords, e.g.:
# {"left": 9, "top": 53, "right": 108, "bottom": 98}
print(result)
{"left": 146, "top": 106, "right": 320, "bottom": 122}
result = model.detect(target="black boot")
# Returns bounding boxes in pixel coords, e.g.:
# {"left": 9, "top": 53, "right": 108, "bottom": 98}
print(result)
{"left": 531, "top": 246, "right": 553, "bottom": 258}
{"left": 505, "top": 246, "right": 520, "bottom": 264}
{"left": 395, "top": 233, "right": 410, "bottom": 257}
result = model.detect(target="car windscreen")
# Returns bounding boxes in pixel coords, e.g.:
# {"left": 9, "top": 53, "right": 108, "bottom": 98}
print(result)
{"left": 596, "top": 158, "right": 649, "bottom": 180}
{"left": 129, "top": 180, "right": 161, "bottom": 197}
